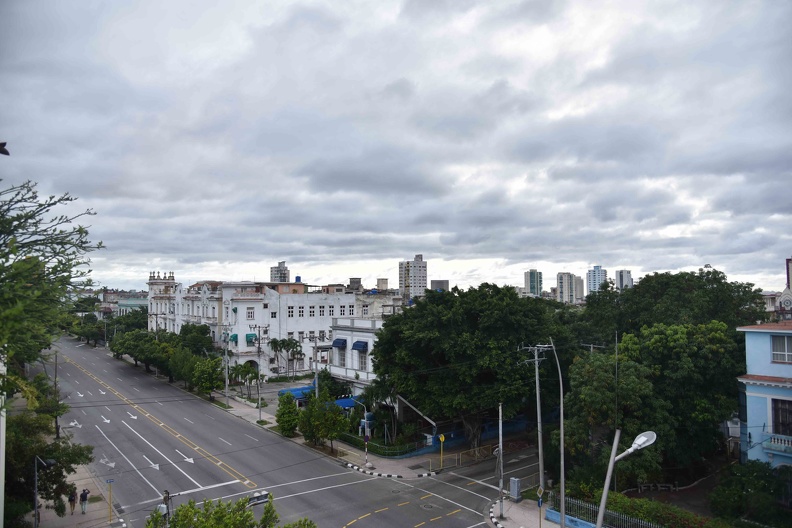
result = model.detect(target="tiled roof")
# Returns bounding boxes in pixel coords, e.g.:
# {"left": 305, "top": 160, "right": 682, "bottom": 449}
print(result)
{"left": 738, "top": 321, "right": 792, "bottom": 332}
{"left": 738, "top": 374, "right": 792, "bottom": 386}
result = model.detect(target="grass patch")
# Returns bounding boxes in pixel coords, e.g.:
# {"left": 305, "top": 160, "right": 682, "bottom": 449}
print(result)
{"left": 212, "top": 400, "right": 231, "bottom": 409}
{"left": 88, "top": 496, "right": 104, "bottom": 504}
{"left": 257, "top": 419, "right": 270, "bottom": 426}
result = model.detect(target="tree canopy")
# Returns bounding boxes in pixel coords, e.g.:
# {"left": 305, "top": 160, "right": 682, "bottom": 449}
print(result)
{"left": 146, "top": 494, "right": 316, "bottom": 528}
{"left": 372, "top": 284, "right": 565, "bottom": 448}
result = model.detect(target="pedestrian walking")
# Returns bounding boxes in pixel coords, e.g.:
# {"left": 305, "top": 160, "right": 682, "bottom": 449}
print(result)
{"left": 68, "top": 489, "right": 77, "bottom": 515}
{"left": 79, "top": 489, "right": 90, "bottom": 514}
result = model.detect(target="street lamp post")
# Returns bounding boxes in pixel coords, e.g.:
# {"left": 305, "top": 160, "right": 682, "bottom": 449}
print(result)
{"left": 595, "top": 430, "right": 657, "bottom": 528}
{"left": 34, "top": 456, "right": 56, "bottom": 528}
{"left": 351, "top": 398, "right": 371, "bottom": 467}
{"left": 548, "top": 338, "right": 566, "bottom": 528}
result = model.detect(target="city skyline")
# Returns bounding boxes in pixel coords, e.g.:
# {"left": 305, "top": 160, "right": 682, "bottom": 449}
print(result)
{"left": 2, "top": 1, "right": 789, "bottom": 294}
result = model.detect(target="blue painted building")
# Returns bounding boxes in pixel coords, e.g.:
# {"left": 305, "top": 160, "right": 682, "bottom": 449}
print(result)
{"left": 737, "top": 321, "right": 792, "bottom": 467}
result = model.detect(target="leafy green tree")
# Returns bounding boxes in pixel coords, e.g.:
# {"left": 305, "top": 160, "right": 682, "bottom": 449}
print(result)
{"left": 297, "top": 390, "right": 347, "bottom": 451}
{"left": 564, "top": 352, "right": 669, "bottom": 487}
{"left": 179, "top": 323, "right": 213, "bottom": 356}
{"left": 276, "top": 392, "right": 300, "bottom": 437}
{"left": 169, "top": 345, "right": 198, "bottom": 389}
{"left": 281, "top": 338, "right": 303, "bottom": 381}
{"left": 710, "top": 461, "right": 792, "bottom": 526}
{"left": 582, "top": 267, "right": 766, "bottom": 347}
{"left": 4, "top": 412, "right": 94, "bottom": 525}
{"left": 318, "top": 368, "right": 351, "bottom": 399}
{"left": 620, "top": 321, "right": 741, "bottom": 468}
{"left": 193, "top": 357, "right": 223, "bottom": 400}
{"left": 269, "top": 338, "right": 285, "bottom": 375}
{"left": 112, "top": 307, "right": 148, "bottom": 334}
{"left": 145, "top": 494, "right": 316, "bottom": 528}
{"left": 372, "top": 284, "right": 560, "bottom": 448}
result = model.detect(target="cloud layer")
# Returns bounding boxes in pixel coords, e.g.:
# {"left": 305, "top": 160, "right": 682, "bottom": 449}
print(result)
{"left": 1, "top": 1, "right": 790, "bottom": 292}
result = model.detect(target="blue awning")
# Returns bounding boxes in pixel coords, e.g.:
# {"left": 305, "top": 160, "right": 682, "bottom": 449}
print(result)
{"left": 245, "top": 333, "right": 257, "bottom": 343}
{"left": 332, "top": 338, "right": 347, "bottom": 348}
{"left": 352, "top": 341, "right": 368, "bottom": 352}
{"left": 334, "top": 398, "right": 357, "bottom": 409}
{"left": 229, "top": 334, "right": 238, "bottom": 342}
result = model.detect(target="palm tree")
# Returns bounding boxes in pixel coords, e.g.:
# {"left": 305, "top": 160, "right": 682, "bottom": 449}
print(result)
{"left": 230, "top": 364, "right": 245, "bottom": 396}
{"left": 283, "top": 338, "right": 304, "bottom": 381}
{"left": 243, "top": 364, "right": 257, "bottom": 399}
{"left": 268, "top": 338, "right": 282, "bottom": 376}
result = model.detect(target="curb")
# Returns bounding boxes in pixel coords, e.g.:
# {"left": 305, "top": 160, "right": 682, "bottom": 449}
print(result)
{"left": 345, "top": 462, "right": 403, "bottom": 478}
{"left": 489, "top": 502, "right": 506, "bottom": 528}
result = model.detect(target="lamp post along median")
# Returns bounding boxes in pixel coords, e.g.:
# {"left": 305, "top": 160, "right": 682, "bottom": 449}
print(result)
{"left": 596, "top": 430, "right": 657, "bottom": 528}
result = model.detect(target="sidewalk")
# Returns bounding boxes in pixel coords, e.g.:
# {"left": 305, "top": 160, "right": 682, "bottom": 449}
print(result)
{"left": 37, "top": 463, "right": 127, "bottom": 527}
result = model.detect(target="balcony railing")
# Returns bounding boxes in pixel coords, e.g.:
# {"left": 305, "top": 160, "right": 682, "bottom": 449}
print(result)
{"left": 763, "top": 432, "right": 792, "bottom": 455}
{"left": 323, "top": 364, "right": 377, "bottom": 383}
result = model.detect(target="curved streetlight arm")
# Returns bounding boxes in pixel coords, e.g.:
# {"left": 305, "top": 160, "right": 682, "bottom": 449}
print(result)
{"left": 596, "top": 430, "right": 657, "bottom": 528}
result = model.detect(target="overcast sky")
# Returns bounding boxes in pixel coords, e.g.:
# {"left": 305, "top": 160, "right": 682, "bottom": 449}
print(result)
{"left": 1, "top": 1, "right": 790, "bottom": 293}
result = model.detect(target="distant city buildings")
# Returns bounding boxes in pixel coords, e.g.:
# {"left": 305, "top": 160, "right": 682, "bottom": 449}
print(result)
{"left": 525, "top": 269, "right": 542, "bottom": 297}
{"left": 614, "top": 269, "right": 633, "bottom": 291}
{"left": 557, "top": 272, "right": 584, "bottom": 304}
{"left": 430, "top": 279, "right": 449, "bottom": 291}
{"left": 270, "top": 261, "right": 290, "bottom": 283}
{"left": 586, "top": 265, "right": 608, "bottom": 295}
{"left": 399, "top": 254, "right": 428, "bottom": 300}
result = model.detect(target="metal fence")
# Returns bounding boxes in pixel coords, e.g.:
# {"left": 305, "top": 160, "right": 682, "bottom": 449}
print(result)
{"left": 550, "top": 493, "right": 665, "bottom": 528}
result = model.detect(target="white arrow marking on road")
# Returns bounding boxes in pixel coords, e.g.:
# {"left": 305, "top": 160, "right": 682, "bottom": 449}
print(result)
{"left": 142, "top": 455, "right": 160, "bottom": 471}
{"left": 122, "top": 421, "right": 201, "bottom": 487}
{"left": 99, "top": 454, "right": 116, "bottom": 469}
{"left": 175, "top": 449, "right": 194, "bottom": 463}
{"left": 69, "top": 420, "right": 82, "bottom": 428}
{"left": 76, "top": 392, "right": 83, "bottom": 397}
{"left": 127, "top": 412, "right": 138, "bottom": 419}
{"left": 101, "top": 416, "right": 110, "bottom": 423}
{"left": 184, "top": 418, "right": 194, "bottom": 424}
{"left": 95, "top": 425, "right": 160, "bottom": 494}
{"left": 99, "top": 389, "right": 106, "bottom": 394}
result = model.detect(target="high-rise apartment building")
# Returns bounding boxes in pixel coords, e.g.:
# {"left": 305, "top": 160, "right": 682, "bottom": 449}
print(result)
{"left": 399, "top": 254, "right": 428, "bottom": 299}
{"left": 614, "top": 269, "right": 633, "bottom": 291}
{"left": 557, "top": 272, "right": 583, "bottom": 304}
{"left": 270, "top": 261, "right": 290, "bottom": 282}
{"left": 587, "top": 265, "right": 608, "bottom": 295}
{"left": 525, "top": 269, "right": 543, "bottom": 297}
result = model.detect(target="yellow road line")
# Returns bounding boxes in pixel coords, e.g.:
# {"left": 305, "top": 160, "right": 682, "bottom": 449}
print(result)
{"left": 375, "top": 507, "right": 389, "bottom": 513}
{"left": 446, "top": 509, "right": 461, "bottom": 516}
{"left": 420, "top": 494, "right": 432, "bottom": 500}
{"left": 414, "top": 523, "right": 425, "bottom": 527}
{"left": 358, "top": 513, "right": 371, "bottom": 520}
{"left": 398, "top": 501, "right": 410, "bottom": 507}
{"left": 64, "top": 356, "right": 256, "bottom": 488}
{"left": 430, "top": 516, "right": 442, "bottom": 521}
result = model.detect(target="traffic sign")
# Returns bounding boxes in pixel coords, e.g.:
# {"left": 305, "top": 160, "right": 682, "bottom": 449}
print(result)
{"left": 537, "top": 486, "right": 544, "bottom": 497}
{"left": 538, "top": 498, "right": 543, "bottom": 508}
{"left": 364, "top": 435, "right": 369, "bottom": 443}
{"left": 106, "top": 479, "right": 114, "bottom": 483}
{"left": 439, "top": 434, "right": 445, "bottom": 442}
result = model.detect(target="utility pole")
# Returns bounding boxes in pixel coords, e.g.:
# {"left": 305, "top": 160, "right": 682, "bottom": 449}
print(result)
{"left": 581, "top": 342, "right": 605, "bottom": 353}
{"left": 249, "top": 324, "right": 269, "bottom": 422}
{"left": 520, "top": 343, "right": 550, "bottom": 489}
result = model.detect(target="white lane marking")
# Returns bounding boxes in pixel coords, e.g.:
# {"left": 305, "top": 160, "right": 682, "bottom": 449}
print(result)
{"left": 105, "top": 406, "right": 112, "bottom": 412}
{"left": 117, "top": 378, "right": 123, "bottom": 382}
{"left": 156, "top": 401, "right": 163, "bottom": 406}
{"left": 95, "top": 425, "right": 160, "bottom": 494}
{"left": 81, "top": 410, "right": 87, "bottom": 415}
{"left": 133, "top": 387, "right": 140, "bottom": 392}
{"left": 395, "top": 481, "right": 483, "bottom": 516}
{"left": 142, "top": 454, "right": 160, "bottom": 470}
{"left": 219, "top": 437, "right": 232, "bottom": 446}
{"left": 429, "top": 475, "right": 493, "bottom": 499}
{"left": 87, "top": 391, "right": 93, "bottom": 396}
{"left": 122, "top": 420, "right": 201, "bottom": 487}
{"left": 103, "top": 369, "right": 108, "bottom": 373}
{"left": 122, "top": 480, "right": 239, "bottom": 510}
{"left": 203, "top": 413, "right": 215, "bottom": 420}
{"left": 66, "top": 372, "right": 72, "bottom": 377}
{"left": 184, "top": 418, "right": 194, "bottom": 424}
{"left": 244, "top": 434, "right": 259, "bottom": 442}
{"left": 75, "top": 381, "right": 80, "bottom": 384}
